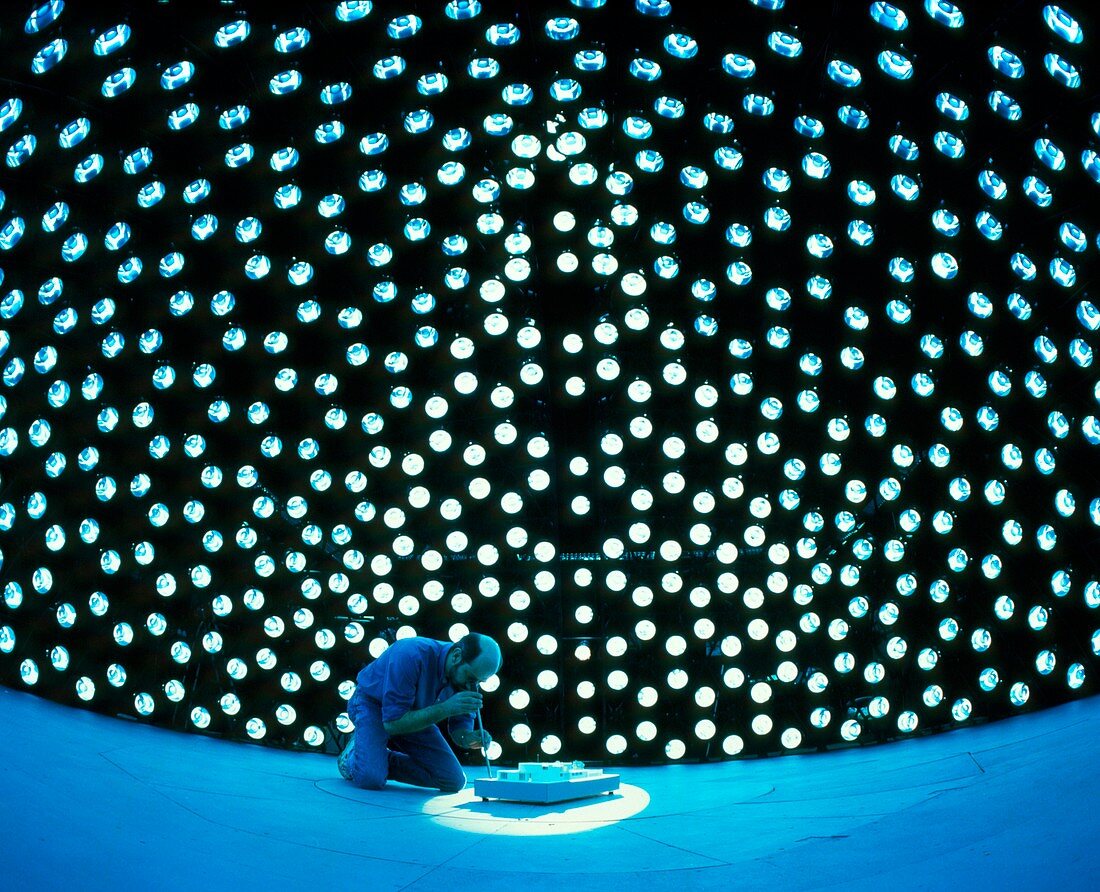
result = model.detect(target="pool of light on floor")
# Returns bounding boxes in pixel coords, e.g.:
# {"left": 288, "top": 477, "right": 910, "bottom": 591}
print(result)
{"left": 422, "top": 782, "right": 651, "bottom": 836}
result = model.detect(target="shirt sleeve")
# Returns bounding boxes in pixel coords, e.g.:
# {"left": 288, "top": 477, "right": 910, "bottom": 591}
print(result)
{"left": 379, "top": 649, "right": 420, "bottom": 724}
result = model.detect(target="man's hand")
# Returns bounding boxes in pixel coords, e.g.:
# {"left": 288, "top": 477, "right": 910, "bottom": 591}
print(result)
{"left": 443, "top": 689, "right": 482, "bottom": 717}
{"left": 455, "top": 729, "right": 492, "bottom": 750}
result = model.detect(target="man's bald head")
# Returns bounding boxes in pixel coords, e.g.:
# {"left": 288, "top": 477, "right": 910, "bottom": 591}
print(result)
{"left": 456, "top": 632, "right": 502, "bottom": 680}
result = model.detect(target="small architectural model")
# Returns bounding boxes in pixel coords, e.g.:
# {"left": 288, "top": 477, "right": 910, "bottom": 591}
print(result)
{"left": 473, "top": 760, "right": 620, "bottom": 803}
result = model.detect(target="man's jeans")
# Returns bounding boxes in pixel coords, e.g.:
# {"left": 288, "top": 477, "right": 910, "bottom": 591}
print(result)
{"left": 345, "top": 687, "right": 467, "bottom": 792}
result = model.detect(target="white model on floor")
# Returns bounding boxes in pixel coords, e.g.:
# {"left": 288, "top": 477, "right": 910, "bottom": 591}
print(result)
{"left": 473, "top": 760, "right": 621, "bottom": 803}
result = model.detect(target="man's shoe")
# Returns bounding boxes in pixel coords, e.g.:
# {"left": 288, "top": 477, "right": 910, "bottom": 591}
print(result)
{"left": 337, "top": 738, "right": 354, "bottom": 780}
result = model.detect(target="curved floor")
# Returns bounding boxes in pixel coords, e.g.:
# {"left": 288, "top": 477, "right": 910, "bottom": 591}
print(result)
{"left": 2, "top": 686, "right": 1095, "bottom": 890}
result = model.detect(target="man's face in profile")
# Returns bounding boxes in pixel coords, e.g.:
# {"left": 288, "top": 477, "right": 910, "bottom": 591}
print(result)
{"left": 447, "top": 648, "right": 495, "bottom": 691}
{"left": 454, "top": 663, "right": 482, "bottom": 691}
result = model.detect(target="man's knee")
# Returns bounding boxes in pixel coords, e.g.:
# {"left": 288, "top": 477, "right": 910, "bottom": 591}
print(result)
{"left": 437, "top": 768, "right": 467, "bottom": 794}
{"left": 351, "top": 764, "right": 387, "bottom": 790}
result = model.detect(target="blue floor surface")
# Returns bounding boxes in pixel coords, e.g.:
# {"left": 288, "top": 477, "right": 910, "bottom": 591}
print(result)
{"left": 2, "top": 686, "right": 1096, "bottom": 890}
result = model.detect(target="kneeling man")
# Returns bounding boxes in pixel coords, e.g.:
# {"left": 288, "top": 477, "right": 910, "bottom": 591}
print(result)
{"left": 338, "top": 633, "right": 501, "bottom": 792}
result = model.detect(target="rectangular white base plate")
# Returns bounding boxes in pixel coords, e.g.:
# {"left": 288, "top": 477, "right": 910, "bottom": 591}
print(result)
{"left": 473, "top": 772, "right": 620, "bottom": 803}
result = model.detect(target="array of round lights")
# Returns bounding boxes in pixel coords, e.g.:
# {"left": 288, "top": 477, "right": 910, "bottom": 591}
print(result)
{"left": 0, "top": 0, "right": 1097, "bottom": 762}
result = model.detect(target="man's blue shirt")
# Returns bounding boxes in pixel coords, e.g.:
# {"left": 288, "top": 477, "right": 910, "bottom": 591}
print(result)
{"left": 356, "top": 637, "right": 474, "bottom": 734}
